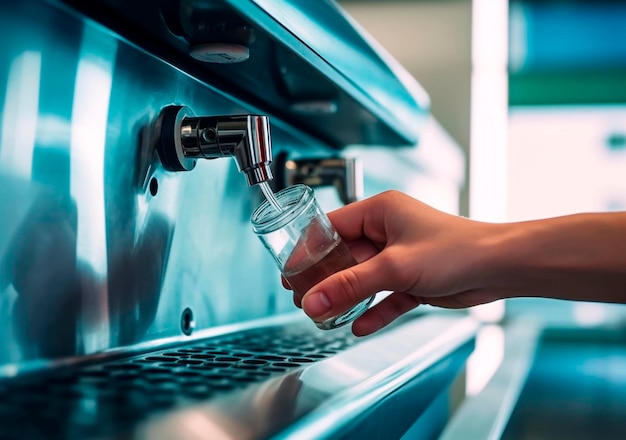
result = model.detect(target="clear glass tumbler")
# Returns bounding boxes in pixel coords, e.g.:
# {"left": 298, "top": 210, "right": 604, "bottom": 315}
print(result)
{"left": 251, "top": 184, "right": 374, "bottom": 330}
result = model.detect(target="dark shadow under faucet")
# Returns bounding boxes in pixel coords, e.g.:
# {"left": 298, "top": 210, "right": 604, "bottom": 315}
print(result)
{"left": 156, "top": 105, "right": 273, "bottom": 186}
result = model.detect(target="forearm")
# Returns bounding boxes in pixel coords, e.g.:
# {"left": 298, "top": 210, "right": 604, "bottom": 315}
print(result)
{"left": 485, "top": 212, "right": 626, "bottom": 303}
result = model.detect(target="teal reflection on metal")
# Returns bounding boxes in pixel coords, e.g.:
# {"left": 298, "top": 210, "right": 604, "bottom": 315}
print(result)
{"left": 229, "top": 0, "right": 430, "bottom": 144}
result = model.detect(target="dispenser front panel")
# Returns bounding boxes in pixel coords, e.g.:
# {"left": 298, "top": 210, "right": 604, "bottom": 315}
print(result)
{"left": 0, "top": 0, "right": 335, "bottom": 371}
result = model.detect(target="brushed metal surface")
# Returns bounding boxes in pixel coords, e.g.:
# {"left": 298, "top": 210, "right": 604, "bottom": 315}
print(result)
{"left": 134, "top": 313, "right": 477, "bottom": 440}
{"left": 0, "top": 312, "right": 476, "bottom": 439}
{"left": 0, "top": 0, "right": 465, "bottom": 377}
{"left": 59, "top": 0, "right": 430, "bottom": 148}
{"left": 0, "top": 0, "right": 332, "bottom": 369}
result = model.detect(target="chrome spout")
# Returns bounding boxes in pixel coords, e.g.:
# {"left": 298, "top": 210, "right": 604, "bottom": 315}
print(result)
{"left": 157, "top": 105, "right": 273, "bottom": 186}
{"left": 274, "top": 153, "right": 363, "bottom": 205}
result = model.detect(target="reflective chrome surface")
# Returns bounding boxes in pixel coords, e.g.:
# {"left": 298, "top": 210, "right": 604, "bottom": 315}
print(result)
{"left": 60, "top": 0, "right": 429, "bottom": 148}
{"left": 242, "top": 0, "right": 431, "bottom": 143}
{"left": 129, "top": 312, "right": 477, "bottom": 440}
{"left": 0, "top": 0, "right": 472, "bottom": 437}
{"left": 273, "top": 154, "right": 363, "bottom": 205}
{"left": 0, "top": 0, "right": 465, "bottom": 380}
{"left": 157, "top": 106, "right": 274, "bottom": 185}
{"left": 0, "top": 312, "right": 476, "bottom": 439}
{"left": 440, "top": 319, "right": 541, "bottom": 440}
{"left": 0, "top": 0, "right": 330, "bottom": 370}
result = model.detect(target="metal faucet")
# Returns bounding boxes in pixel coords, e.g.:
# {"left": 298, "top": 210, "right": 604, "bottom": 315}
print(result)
{"left": 156, "top": 105, "right": 273, "bottom": 185}
{"left": 273, "top": 153, "right": 363, "bottom": 205}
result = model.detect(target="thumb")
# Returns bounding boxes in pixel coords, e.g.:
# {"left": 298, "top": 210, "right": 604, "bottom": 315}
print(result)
{"left": 301, "top": 252, "right": 397, "bottom": 321}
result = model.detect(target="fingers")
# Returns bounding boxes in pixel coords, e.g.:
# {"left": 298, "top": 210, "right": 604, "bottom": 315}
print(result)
{"left": 282, "top": 238, "right": 380, "bottom": 309}
{"left": 301, "top": 251, "right": 402, "bottom": 321}
{"left": 281, "top": 276, "right": 291, "bottom": 290}
{"left": 351, "top": 292, "right": 422, "bottom": 336}
{"left": 293, "top": 291, "right": 303, "bottom": 308}
{"left": 346, "top": 238, "right": 380, "bottom": 263}
{"left": 281, "top": 276, "right": 301, "bottom": 308}
{"left": 327, "top": 194, "right": 389, "bottom": 244}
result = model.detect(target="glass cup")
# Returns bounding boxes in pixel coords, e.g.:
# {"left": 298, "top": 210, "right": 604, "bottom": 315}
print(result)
{"left": 251, "top": 184, "right": 374, "bottom": 330}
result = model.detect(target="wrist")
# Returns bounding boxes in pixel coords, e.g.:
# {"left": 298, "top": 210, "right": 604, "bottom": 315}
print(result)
{"left": 471, "top": 222, "right": 522, "bottom": 300}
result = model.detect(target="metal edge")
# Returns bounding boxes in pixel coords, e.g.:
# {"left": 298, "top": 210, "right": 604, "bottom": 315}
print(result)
{"left": 438, "top": 318, "right": 543, "bottom": 440}
{"left": 275, "top": 314, "right": 479, "bottom": 440}
{"left": 0, "top": 312, "right": 307, "bottom": 380}
{"left": 224, "top": 0, "right": 427, "bottom": 146}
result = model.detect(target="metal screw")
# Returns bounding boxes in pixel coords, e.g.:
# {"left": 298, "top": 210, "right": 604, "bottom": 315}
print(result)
{"left": 180, "top": 308, "right": 195, "bottom": 336}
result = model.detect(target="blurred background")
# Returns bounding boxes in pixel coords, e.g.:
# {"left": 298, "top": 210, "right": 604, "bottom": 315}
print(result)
{"left": 339, "top": 0, "right": 626, "bottom": 221}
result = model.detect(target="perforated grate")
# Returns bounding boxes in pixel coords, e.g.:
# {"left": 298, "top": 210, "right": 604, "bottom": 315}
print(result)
{"left": 0, "top": 322, "right": 360, "bottom": 440}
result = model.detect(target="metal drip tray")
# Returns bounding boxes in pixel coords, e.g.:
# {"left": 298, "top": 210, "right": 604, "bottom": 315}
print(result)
{"left": 0, "top": 312, "right": 477, "bottom": 440}
{"left": 0, "top": 321, "right": 357, "bottom": 439}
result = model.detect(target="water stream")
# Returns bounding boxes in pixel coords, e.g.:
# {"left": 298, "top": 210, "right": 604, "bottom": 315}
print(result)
{"left": 258, "top": 181, "right": 283, "bottom": 213}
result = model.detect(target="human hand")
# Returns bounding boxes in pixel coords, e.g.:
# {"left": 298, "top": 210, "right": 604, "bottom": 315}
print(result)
{"left": 283, "top": 191, "right": 626, "bottom": 335}
{"left": 291, "top": 191, "right": 501, "bottom": 336}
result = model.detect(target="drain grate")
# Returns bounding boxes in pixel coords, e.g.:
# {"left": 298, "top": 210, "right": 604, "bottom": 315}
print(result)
{"left": 0, "top": 321, "right": 360, "bottom": 439}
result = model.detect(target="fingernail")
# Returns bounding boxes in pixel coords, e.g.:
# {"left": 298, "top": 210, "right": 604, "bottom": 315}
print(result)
{"left": 303, "top": 292, "right": 331, "bottom": 317}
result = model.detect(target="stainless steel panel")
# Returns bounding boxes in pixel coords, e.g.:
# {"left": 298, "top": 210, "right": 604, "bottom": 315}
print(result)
{"left": 440, "top": 320, "right": 540, "bottom": 440}
{"left": 0, "top": 2, "right": 474, "bottom": 437}
{"left": 0, "top": 0, "right": 466, "bottom": 385}
{"left": 59, "top": 0, "right": 430, "bottom": 148}
{"left": 0, "top": 0, "right": 335, "bottom": 371}
{"left": 0, "top": 312, "right": 477, "bottom": 439}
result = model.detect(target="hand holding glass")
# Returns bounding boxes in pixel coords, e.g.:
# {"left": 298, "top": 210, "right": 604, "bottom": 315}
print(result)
{"left": 251, "top": 184, "right": 374, "bottom": 330}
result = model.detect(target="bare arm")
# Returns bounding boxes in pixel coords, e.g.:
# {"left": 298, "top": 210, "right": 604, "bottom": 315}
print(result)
{"left": 295, "top": 191, "right": 626, "bottom": 336}
{"left": 485, "top": 212, "right": 626, "bottom": 303}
